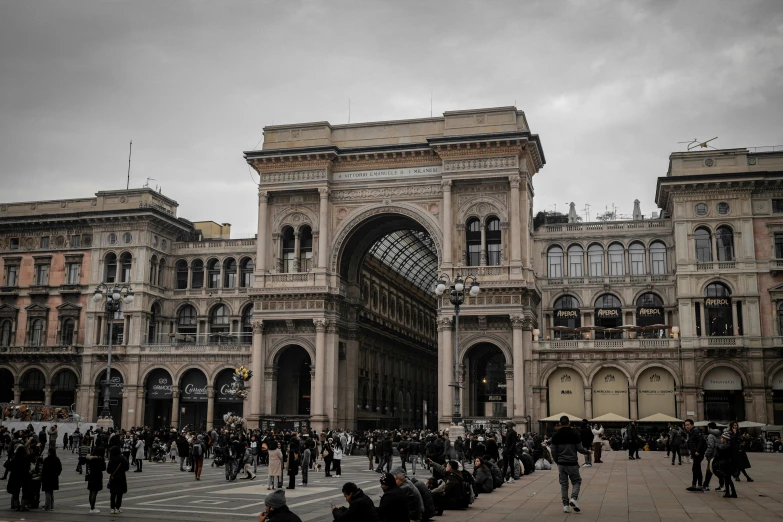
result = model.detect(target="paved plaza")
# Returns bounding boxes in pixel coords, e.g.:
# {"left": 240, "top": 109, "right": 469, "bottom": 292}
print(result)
{"left": 1, "top": 449, "right": 782, "bottom": 521}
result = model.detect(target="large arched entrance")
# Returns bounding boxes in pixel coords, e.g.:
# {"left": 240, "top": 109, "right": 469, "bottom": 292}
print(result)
{"left": 703, "top": 366, "right": 745, "bottom": 422}
{"left": 144, "top": 368, "right": 174, "bottom": 429}
{"left": 214, "top": 368, "right": 244, "bottom": 427}
{"left": 591, "top": 367, "right": 630, "bottom": 418}
{"left": 547, "top": 367, "right": 585, "bottom": 418}
{"left": 51, "top": 369, "right": 77, "bottom": 406}
{"left": 20, "top": 369, "right": 46, "bottom": 403}
{"left": 179, "top": 368, "right": 208, "bottom": 430}
{"left": 0, "top": 368, "right": 14, "bottom": 403}
{"left": 637, "top": 367, "right": 677, "bottom": 419}
{"left": 464, "top": 343, "right": 507, "bottom": 419}
{"left": 276, "top": 345, "right": 312, "bottom": 416}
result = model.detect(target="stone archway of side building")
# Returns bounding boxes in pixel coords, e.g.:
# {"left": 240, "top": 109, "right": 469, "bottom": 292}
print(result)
{"left": 275, "top": 345, "right": 312, "bottom": 416}
{"left": 143, "top": 368, "right": 174, "bottom": 429}
{"left": 462, "top": 343, "right": 508, "bottom": 419}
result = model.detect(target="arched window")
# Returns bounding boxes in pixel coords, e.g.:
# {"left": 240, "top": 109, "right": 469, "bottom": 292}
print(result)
{"left": 486, "top": 217, "right": 501, "bottom": 266}
{"left": 149, "top": 255, "right": 158, "bottom": 285}
{"left": 177, "top": 305, "right": 197, "bottom": 337}
{"left": 61, "top": 318, "right": 75, "bottom": 345}
{"left": 207, "top": 259, "right": 220, "bottom": 289}
{"left": 650, "top": 241, "right": 667, "bottom": 274}
{"left": 567, "top": 245, "right": 583, "bottom": 277}
{"left": 553, "top": 295, "right": 581, "bottom": 337}
{"left": 223, "top": 258, "right": 237, "bottom": 288}
{"left": 191, "top": 259, "right": 204, "bottom": 289}
{"left": 240, "top": 258, "right": 254, "bottom": 288}
{"left": 281, "top": 227, "right": 295, "bottom": 273}
{"left": 588, "top": 244, "right": 604, "bottom": 276}
{"left": 636, "top": 293, "right": 665, "bottom": 335}
{"left": 104, "top": 253, "right": 117, "bottom": 283}
{"left": 299, "top": 226, "right": 313, "bottom": 272}
{"left": 119, "top": 252, "right": 132, "bottom": 283}
{"left": 29, "top": 318, "right": 45, "bottom": 347}
{"left": 547, "top": 246, "right": 563, "bottom": 278}
{"left": 695, "top": 227, "right": 713, "bottom": 262}
{"left": 595, "top": 294, "right": 622, "bottom": 337}
{"left": 716, "top": 226, "right": 735, "bottom": 262}
{"left": 608, "top": 243, "right": 625, "bottom": 276}
{"left": 629, "top": 242, "right": 646, "bottom": 275}
{"left": 704, "top": 283, "right": 732, "bottom": 336}
{"left": 210, "top": 304, "right": 230, "bottom": 340}
{"left": 175, "top": 260, "right": 189, "bottom": 289}
{"left": 466, "top": 218, "right": 481, "bottom": 266}
{"left": 0, "top": 319, "right": 12, "bottom": 347}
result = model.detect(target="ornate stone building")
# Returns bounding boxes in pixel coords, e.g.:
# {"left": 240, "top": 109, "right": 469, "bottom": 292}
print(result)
{"left": 2, "top": 108, "right": 783, "bottom": 431}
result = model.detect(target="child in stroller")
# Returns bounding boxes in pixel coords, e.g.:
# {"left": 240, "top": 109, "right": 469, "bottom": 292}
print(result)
{"left": 212, "top": 444, "right": 225, "bottom": 468}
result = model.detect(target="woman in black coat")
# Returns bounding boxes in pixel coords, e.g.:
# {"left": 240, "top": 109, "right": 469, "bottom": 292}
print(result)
{"left": 5, "top": 445, "right": 30, "bottom": 511}
{"left": 41, "top": 448, "right": 62, "bottom": 511}
{"left": 86, "top": 446, "right": 107, "bottom": 514}
{"left": 107, "top": 445, "right": 129, "bottom": 514}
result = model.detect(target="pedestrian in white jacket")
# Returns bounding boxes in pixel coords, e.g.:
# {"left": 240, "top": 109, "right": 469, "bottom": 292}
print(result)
{"left": 591, "top": 424, "right": 605, "bottom": 464}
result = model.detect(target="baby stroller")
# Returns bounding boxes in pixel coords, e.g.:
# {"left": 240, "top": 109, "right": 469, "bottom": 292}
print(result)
{"left": 213, "top": 444, "right": 225, "bottom": 467}
{"left": 151, "top": 439, "right": 167, "bottom": 463}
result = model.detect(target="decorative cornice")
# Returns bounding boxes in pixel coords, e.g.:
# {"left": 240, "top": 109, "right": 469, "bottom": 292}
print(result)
{"left": 443, "top": 156, "right": 517, "bottom": 172}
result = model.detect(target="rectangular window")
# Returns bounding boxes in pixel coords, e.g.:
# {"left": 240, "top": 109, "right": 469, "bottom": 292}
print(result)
{"left": 487, "top": 244, "right": 501, "bottom": 266}
{"left": 6, "top": 265, "right": 18, "bottom": 287}
{"left": 300, "top": 250, "right": 313, "bottom": 272}
{"left": 588, "top": 256, "right": 603, "bottom": 276}
{"left": 225, "top": 272, "right": 236, "bottom": 288}
{"left": 651, "top": 251, "right": 666, "bottom": 274}
{"left": 67, "top": 263, "right": 80, "bottom": 284}
{"left": 9, "top": 238, "right": 19, "bottom": 250}
{"left": 283, "top": 252, "right": 296, "bottom": 273}
{"left": 35, "top": 264, "right": 50, "bottom": 285}
{"left": 776, "top": 233, "right": 783, "bottom": 259}
{"left": 609, "top": 254, "right": 624, "bottom": 276}
{"left": 40, "top": 237, "right": 49, "bottom": 249}
{"left": 548, "top": 256, "right": 562, "bottom": 278}
{"left": 70, "top": 235, "right": 81, "bottom": 247}
{"left": 773, "top": 199, "right": 783, "bottom": 213}
{"left": 192, "top": 269, "right": 204, "bottom": 289}
{"left": 695, "top": 302, "right": 702, "bottom": 337}
{"left": 242, "top": 271, "right": 254, "bottom": 287}
{"left": 736, "top": 301, "right": 743, "bottom": 336}
{"left": 468, "top": 245, "right": 481, "bottom": 267}
{"left": 569, "top": 255, "right": 583, "bottom": 277}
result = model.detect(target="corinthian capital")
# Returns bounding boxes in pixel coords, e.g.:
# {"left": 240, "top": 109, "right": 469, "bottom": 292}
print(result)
{"left": 441, "top": 179, "right": 452, "bottom": 190}
{"left": 252, "top": 320, "right": 264, "bottom": 334}
{"left": 318, "top": 187, "right": 330, "bottom": 197}
{"left": 436, "top": 316, "right": 453, "bottom": 331}
{"left": 258, "top": 190, "right": 269, "bottom": 204}
{"left": 509, "top": 314, "right": 525, "bottom": 328}
{"left": 313, "top": 318, "right": 329, "bottom": 332}
{"left": 508, "top": 175, "right": 522, "bottom": 189}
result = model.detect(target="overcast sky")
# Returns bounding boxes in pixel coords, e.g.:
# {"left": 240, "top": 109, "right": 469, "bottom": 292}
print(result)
{"left": 1, "top": 0, "right": 782, "bottom": 234}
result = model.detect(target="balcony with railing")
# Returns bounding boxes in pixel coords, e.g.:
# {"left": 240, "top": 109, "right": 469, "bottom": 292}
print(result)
{"left": 540, "top": 219, "right": 672, "bottom": 235}
{"left": 544, "top": 274, "right": 672, "bottom": 286}
{"left": 534, "top": 338, "right": 680, "bottom": 350}
{"left": 0, "top": 345, "right": 80, "bottom": 355}
{"left": 138, "top": 332, "right": 252, "bottom": 355}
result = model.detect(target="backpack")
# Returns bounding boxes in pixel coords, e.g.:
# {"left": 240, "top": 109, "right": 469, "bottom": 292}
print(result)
{"left": 460, "top": 473, "right": 474, "bottom": 507}
{"left": 193, "top": 443, "right": 203, "bottom": 458}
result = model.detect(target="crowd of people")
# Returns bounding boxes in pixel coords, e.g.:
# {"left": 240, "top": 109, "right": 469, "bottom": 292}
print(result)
{"left": 0, "top": 417, "right": 775, "bottom": 519}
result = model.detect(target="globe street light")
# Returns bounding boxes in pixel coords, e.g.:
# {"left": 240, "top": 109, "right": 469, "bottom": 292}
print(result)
{"left": 92, "top": 283, "right": 134, "bottom": 423}
{"left": 434, "top": 273, "right": 479, "bottom": 424}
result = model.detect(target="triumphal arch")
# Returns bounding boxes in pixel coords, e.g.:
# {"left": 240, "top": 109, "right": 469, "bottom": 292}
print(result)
{"left": 245, "top": 106, "right": 544, "bottom": 432}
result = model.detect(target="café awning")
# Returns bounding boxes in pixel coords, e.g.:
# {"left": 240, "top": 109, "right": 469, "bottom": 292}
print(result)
{"left": 590, "top": 413, "right": 631, "bottom": 423}
{"left": 540, "top": 412, "right": 583, "bottom": 422}
{"left": 638, "top": 413, "right": 683, "bottom": 423}
{"left": 737, "top": 421, "right": 766, "bottom": 428}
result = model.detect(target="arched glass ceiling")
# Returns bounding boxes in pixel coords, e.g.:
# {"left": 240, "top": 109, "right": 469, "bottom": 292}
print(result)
{"left": 367, "top": 230, "right": 438, "bottom": 291}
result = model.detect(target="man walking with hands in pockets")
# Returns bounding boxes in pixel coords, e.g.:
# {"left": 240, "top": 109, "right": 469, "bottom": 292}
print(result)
{"left": 551, "top": 415, "right": 592, "bottom": 513}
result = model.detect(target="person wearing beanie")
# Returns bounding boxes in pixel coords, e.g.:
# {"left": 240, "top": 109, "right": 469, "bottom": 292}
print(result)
{"left": 377, "top": 473, "right": 410, "bottom": 522}
{"left": 392, "top": 467, "right": 424, "bottom": 522}
{"left": 331, "top": 481, "right": 379, "bottom": 521}
{"left": 259, "top": 488, "right": 301, "bottom": 521}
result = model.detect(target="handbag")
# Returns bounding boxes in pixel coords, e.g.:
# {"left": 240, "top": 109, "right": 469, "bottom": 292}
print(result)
{"left": 107, "top": 463, "right": 120, "bottom": 489}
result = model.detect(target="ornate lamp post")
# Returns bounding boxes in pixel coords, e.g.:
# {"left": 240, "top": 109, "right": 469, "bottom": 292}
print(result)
{"left": 92, "top": 283, "right": 134, "bottom": 422}
{"left": 434, "top": 273, "right": 479, "bottom": 424}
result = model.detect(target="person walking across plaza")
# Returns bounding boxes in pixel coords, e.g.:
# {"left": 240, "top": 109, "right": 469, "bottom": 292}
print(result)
{"left": 730, "top": 422, "right": 754, "bottom": 482}
{"left": 684, "top": 419, "right": 707, "bottom": 492}
{"left": 579, "top": 420, "right": 593, "bottom": 468}
{"left": 670, "top": 423, "right": 684, "bottom": 465}
{"left": 133, "top": 434, "right": 144, "bottom": 473}
{"left": 717, "top": 431, "right": 737, "bottom": 498}
{"left": 192, "top": 435, "right": 205, "bottom": 480}
{"left": 267, "top": 439, "right": 283, "bottom": 490}
{"left": 591, "top": 423, "right": 604, "bottom": 463}
{"left": 242, "top": 442, "right": 257, "bottom": 481}
{"left": 702, "top": 422, "right": 723, "bottom": 492}
{"left": 86, "top": 446, "right": 106, "bottom": 514}
{"left": 551, "top": 415, "right": 591, "bottom": 513}
{"left": 41, "top": 447, "right": 62, "bottom": 511}
{"left": 107, "top": 445, "right": 129, "bottom": 514}
{"left": 286, "top": 437, "right": 300, "bottom": 489}
{"left": 625, "top": 421, "right": 639, "bottom": 460}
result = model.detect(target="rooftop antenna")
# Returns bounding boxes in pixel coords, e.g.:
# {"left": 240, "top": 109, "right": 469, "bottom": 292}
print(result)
{"left": 678, "top": 137, "right": 719, "bottom": 151}
{"left": 144, "top": 177, "right": 156, "bottom": 188}
{"left": 126, "top": 140, "right": 132, "bottom": 190}
{"left": 348, "top": 98, "right": 351, "bottom": 123}
{"left": 582, "top": 203, "right": 591, "bottom": 222}
{"left": 550, "top": 203, "right": 557, "bottom": 214}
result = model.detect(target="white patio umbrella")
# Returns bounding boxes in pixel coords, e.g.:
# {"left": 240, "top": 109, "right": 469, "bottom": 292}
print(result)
{"left": 737, "top": 421, "right": 766, "bottom": 428}
{"left": 590, "top": 413, "right": 632, "bottom": 423}
{"left": 540, "top": 412, "right": 583, "bottom": 422}
{"left": 638, "top": 413, "right": 683, "bottom": 423}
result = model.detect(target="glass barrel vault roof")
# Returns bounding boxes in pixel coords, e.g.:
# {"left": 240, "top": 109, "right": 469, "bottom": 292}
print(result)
{"left": 367, "top": 230, "right": 438, "bottom": 291}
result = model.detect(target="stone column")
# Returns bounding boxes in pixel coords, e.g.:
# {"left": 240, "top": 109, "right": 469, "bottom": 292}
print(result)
{"left": 293, "top": 231, "right": 301, "bottom": 273}
{"left": 520, "top": 174, "right": 530, "bottom": 268}
{"left": 136, "top": 388, "right": 145, "bottom": 427}
{"left": 439, "top": 316, "right": 453, "bottom": 429}
{"left": 510, "top": 315, "right": 525, "bottom": 422}
{"left": 584, "top": 389, "right": 593, "bottom": 419}
{"left": 480, "top": 223, "right": 487, "bottom": 266}
{"left": 124, "top": 386, "right": 137, "bottom": 429}
{"left": 505, "top": 365, "right": 514, "bottom": 420}
{"left": 13, "top": 385, "right": 21, "bottom": 404}
{"left": 256, "top": 190, "right": 269, "bottom": 273}
{"left": 206, "top": 387, "right": 215, "bottom": 430}
{"left": 44, "top": 386, "right": 52, "bottom": 405}
{"left": 250, "top": 320, "right": 264, "bottom": 424}
{"left": 318, "top": 188, "right": 330, "bottom": 269}
{"left": 442, "top": 180, "right": 453, "bottom": 266}
{"left": 171, "top": 390, "right": 180, "bottom": 428}
{"left": 509, "top": 175, "right": 522, "bottom": 266}
{"left": 344, "top": 333, "right": 359, "bottom": 430}
{"left": 325, "top": 322, "right": 339, "bottom": 426}
{"left": 312, "top": 319, "right": 328, "bottom": 426}
{"left": 699, "top": 302, "right": 707, "bottom": 337}
{"left": 629, "top": 387, "right": 638, "bottom": 420}
{"left": 264, "top": 368, "right": 276, "bottom": 415}
{"left": 731, "top": 302, "right": 739, "bottom": 336}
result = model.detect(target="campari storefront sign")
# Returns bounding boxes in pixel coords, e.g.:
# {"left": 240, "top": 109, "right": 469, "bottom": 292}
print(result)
{"left": 216, "top": 370, "right": 242, "bottom": 403}
{"left": 179, "top": 372, "right": 208, "bottom": 402}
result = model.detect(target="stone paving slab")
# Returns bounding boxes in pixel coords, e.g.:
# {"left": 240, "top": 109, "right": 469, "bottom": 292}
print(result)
{"left": 1, "top": 447, "right": 782, "bottom": 521}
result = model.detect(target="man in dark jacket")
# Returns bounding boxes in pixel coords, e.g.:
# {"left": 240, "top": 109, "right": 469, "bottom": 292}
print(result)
{"left": 259, "top": 488, "right": 302, "bottom": 521}
{"left": 579, "top": 420, "right": 593, "bottom": 468}
{"left": 625, "top": 422, "right": 639, "bottom": 460}
{"left": 684, "top": 419, "right": 707, "bottom": 492}
{"left": 376, "top": 434, "right": 393, "bottom": 474}
{"left": 332, "top": 482, "right": 379, "bottom": 522}
{"left": 551, "top": 416, "right": 591, "bottom": 514}
{"left": 377, "top": 473, "right": 410, "bottom": 522}
{"left": 410, "top": 477, "right": 436, "bottom": 522}
{"left": 502, "top": 421, "right": 518, "bottom": 481}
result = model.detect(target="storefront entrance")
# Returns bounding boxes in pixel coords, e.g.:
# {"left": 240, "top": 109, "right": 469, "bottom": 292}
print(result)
{"left": 179, "top": 369, "right": 208, "bottom": 431}
{"left": 144, "top": 368, "right": 173, "bottom": 429}
{"left": 703, "top": 366, "right": 745, "bottom": 422}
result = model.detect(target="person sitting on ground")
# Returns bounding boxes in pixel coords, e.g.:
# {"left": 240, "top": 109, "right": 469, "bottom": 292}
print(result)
{"left": 258, "top": 488, "right": 302, "bottom": 521}
{"left": 409, "top": 476, "right": 436, "bottom": 522}
{"left": 428, "top": 460, "right": 468, "bottom": 515}
{"left": 332, "top": 481, "right": 379, "bottom": 521}
{"left": 520, "top": 447, "right": 535, "bottom": 476}
{"left": 377, "top": 472, "right": 411, "bottom": 522}
{"left": 472, "top": 457, "right": 494, "bottom": 494}
{"left": 392, "top": 467, "right": 424, "bottom": 522}
{"left": 483, "top": 455, "right": 504, "bottom": 489}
